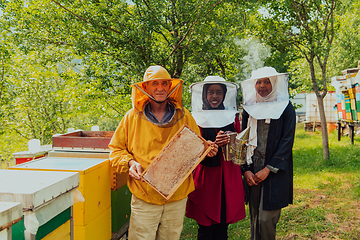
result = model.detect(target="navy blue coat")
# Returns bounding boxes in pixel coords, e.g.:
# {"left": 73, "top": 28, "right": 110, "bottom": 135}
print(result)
{"left": 242, "top": 101, "right": 296, "bottom": 211}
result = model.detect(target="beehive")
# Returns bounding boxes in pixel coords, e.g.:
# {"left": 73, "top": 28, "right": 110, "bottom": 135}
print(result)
{"left": 0, "top": 170, "right": 79, "bottom": 240}
{"left": 9, "top": 158, "right": 111, "bottom": 240}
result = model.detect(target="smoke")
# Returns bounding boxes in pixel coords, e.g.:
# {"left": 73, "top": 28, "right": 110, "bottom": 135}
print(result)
{"left": 234, "top": 37, "right": 271, "bottom": 80}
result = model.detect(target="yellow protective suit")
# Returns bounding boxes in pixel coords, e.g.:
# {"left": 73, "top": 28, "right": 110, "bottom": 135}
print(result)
{"left": 109, "top": 66, "right": 200, "bottom": 205}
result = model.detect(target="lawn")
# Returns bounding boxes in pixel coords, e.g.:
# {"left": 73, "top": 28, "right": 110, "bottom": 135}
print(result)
{"left": 181, "top": 123, "right": 360, "bottom": 240}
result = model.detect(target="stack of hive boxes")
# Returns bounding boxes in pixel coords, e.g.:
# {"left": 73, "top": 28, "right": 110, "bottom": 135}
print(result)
{"left": 0, "top": 170, "right": 80, "bottom": 240}
{"left": 9, "top": 158, "right": 111, "bottom": 240}
{"left": 7, "top": 130, "right": 132, "bottom": 239}
{"left": 305, "top": 92, "right": 337, "bottom": 123}
{"left": 348, "top": 84, "right": 358, "bottom": 120}
{"left": 356, "top": 83, "right": 360, "bottom": 119}
{"left": 332, "top": 68, "right": 360, "bottom": 121}
{"left": 334, "top": 79, "right": 346, "bottom": 120}
{"left": 46, "top": 130, "right": 131, "bottom": 239}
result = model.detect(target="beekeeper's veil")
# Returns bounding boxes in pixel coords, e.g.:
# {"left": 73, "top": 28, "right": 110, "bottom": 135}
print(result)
{"left": 241, "top": 67, "right": 289, "bottom": 120}
{"left": 131, "top": 65, "right": 185, "bottom": 127}
{"left": 240, "top": 67, "right": 290, "bottom": 165}
{"left": 190, "top": 76, "right": 239, "bottom": 128}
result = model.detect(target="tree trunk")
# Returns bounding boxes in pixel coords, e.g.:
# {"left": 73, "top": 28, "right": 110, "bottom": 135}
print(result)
{"left": 173, "top": 47, "right": 184, "bottom": 78}
{"left": 316, "top": 93, "right": 330, "bottom": 160}
{"left": 309, "top": 58, "right": 330, "bottom": 160}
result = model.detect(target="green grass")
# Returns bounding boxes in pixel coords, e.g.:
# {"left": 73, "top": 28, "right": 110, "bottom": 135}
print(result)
{"left": 181, "top": 123, "right": 360, "bottom": 239}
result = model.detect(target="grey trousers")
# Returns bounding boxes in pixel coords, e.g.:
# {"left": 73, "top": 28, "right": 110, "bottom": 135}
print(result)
{"left": 249, "top": 184, "right": 281, "bottom": 240}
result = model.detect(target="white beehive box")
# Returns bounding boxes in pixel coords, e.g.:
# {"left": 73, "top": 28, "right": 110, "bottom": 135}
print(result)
{"left": 0, "top": 202, "right": 22, "bottom": 226}
{"left": 0, "top": 170, "right": 79, "bottom": 238}
{"left": 305, "top": 92, "right": 338, "bottom": 123}
{"left": 0, "top": 170, "right": 79, "bottom": 211}
{"left": 0, "top": 202, "right": 23, "bottom": 239}
{"left": 9, "top": 157, "right": 112, "bottom": 240}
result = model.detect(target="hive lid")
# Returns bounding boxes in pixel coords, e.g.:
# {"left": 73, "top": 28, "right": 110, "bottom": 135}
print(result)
{"left": 0, "top": 202, "right": 23, "bottom": 228}
{"left": 341, "top": 68, "right": 360, "bottom": 76}
{"left": 0, "top": 170, "right": 79, "bottom": 210}
{"left": 12, "top": 145, "right": 53, "bottom": 158}
{"left": 52, "top": 131, "right": 114, "bottom": 150}
{"left": 10, "top": 157, "right": 108, "bottom": 173}
{"left": 12, "top": 150, "right": 48, "bottom": 158}
{"left": 47, "top": 150, "right": 109, "bottom": 158}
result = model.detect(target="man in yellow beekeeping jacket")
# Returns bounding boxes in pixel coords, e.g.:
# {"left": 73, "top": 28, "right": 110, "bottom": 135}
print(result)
{"left": 109, "top": 65, "right": 217, "bottom": 240}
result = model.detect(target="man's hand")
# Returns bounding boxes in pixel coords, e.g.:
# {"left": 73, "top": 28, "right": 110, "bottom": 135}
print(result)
{"left": 128, "top": 160, "right": 143, "bottom": 181}
{"left": 215, "top": 131, "right": 230, "bottom": 147}
{"left": 244, "top": 170, "right": 257, "bottom": 186}
{"left": 253, "top": 167, "right": 270, "bottom": 184}
{"left": 206, "top": 141, "right": 218, "bottom": 157}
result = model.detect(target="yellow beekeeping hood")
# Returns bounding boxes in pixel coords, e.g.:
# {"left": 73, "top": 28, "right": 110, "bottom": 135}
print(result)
{"left": 131, "top": 65, "right": 184, "bottom": 114}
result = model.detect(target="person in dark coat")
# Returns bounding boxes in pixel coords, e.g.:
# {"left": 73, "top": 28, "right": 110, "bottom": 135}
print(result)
{"left": 240, "top": 67, "right": 296, "bottom": 240}
{"left": 186, "top": 76, "right": 246, "bottom": 240}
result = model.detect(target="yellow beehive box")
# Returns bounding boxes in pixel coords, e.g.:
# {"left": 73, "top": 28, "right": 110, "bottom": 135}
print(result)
{"left": 48, "top": 150, "right": 126, "bottom": 191}
{"left": 346, "top": 112, "right": 351, "bottom": 120}
{"left": 74, "top": 160, "right": 111, "bottom": 226}
{"left": 42, "top": 220, "right": 71, "bottom": 240}
{"left": 348, "top": 88, "right": 355, "bottom": 99}
{"left": 74, "top": 207, "right": 111, "bottom": 240}
{"left": 351, "top": 98, "right": 357, "bottom": 110}
{"left": 9, "top": 157, "right": 111, "bottom": 230}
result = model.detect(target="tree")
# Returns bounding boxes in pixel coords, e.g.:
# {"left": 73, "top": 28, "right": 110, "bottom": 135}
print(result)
{"left": 1, "top": 0, "right": 259, "bottom": 110}
{"left": 327, "top": 0, "right": 360, "bottom": 74}
{"left": 255, "top": 0, "right": 340, "bottom": 159}
{"left": 3, "top": 46, "right": 87, "bottom": 144}
{"left": 2, "top": 0, "right": 250, "bottom": 79}
{"left": 0, "top": 0, "right": 271, "bottom": 143}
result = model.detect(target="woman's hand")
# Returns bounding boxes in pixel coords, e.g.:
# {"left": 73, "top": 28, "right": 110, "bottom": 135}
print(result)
{"left": 206, "top": 140, "right": 218, "bottom": 157}
{"left": 253, "top": 167, "right": 270, "bottom": 184}
{"left": 215, "top": 131, "right": 230, "bottom": 147}
{"left": 128, "top": 160, "right": 143, "bottom": 181}
{"left": 244, "top": 170, "right": 257, "bottom": 186}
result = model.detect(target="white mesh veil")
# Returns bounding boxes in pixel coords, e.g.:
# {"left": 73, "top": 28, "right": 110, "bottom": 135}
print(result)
{"left": 190, "top": 76, "right": 239, "bottom": 128}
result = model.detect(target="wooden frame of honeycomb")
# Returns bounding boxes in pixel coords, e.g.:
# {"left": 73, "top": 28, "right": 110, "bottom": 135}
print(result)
{"left": 141, "top": 124, "right": 211, "bottom": 201}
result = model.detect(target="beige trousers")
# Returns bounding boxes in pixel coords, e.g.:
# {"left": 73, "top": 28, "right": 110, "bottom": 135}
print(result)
{"left": 128, "top": 195, "right": 187, "bottom": 240}
{"left": 249, "top": 185, "right": 281, "bottom": 240}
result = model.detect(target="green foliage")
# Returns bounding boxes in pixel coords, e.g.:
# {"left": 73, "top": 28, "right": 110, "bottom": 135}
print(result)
{"left": 1, "top": 46, "right": 84, "bottom": 144}
{"left": 0, "top": 131, "right": 27, "bottom": 162}
{"left": 327, "top": 0, "right": 360, "bottom": 76}
{"left": 254, "top": 0, "right": 341, "bottom": 94}
{"left": 0, "top": 0, "right": 271, "bottom": 143}
{"left": 255, "top": 0, "right": 343, "bottom": 160}
{"left": 1, "top": 0, "right": 254, "bottom": 82}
